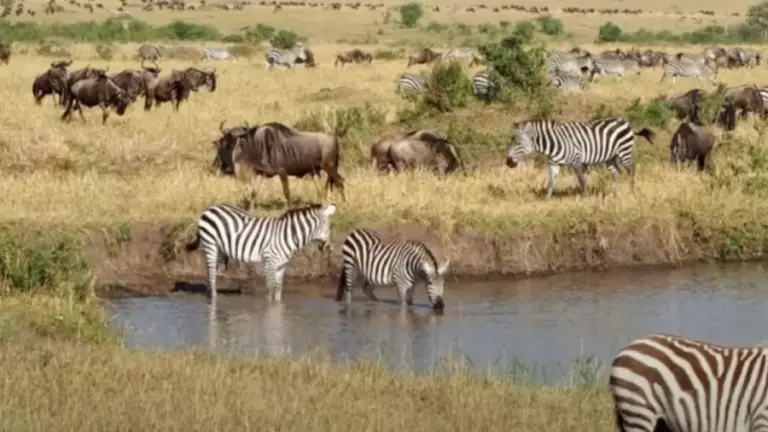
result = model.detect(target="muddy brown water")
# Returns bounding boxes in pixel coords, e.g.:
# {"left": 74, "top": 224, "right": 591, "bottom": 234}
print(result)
{"left": 107, "top": 262, "right": 768, "bottom": 384}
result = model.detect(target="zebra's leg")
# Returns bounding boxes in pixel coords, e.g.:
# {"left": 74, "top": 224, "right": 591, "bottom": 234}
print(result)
{"left": 362, "top": 282, "right": 379, "bottom": 302}
{"left": 204, "top": 247, "right": 219, "bottom": 299}
{"left": 395, "top": 282, "right": 410, "bottom": 307}
{"left": 572, "top": 163, "right": 589, "bottom": 196}
{"left": 607, "top": 159, "right": 626, "bottom": 194}
{"left": 545, "top": 164, "right": 560, "bottom": 198}
{"left": 264, "top": 258, "right": 287, "bottom": 302}
{"left": 405, "top": 285, "right": 415, "bottom": 306}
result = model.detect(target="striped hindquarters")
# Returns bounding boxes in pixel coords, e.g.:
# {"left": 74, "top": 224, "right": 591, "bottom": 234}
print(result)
{"left": 662, "top": 60, "right": 716, "bottom": 80}
{"left": 266, "top": 48, "right": 300, "bottom": 66}
{"left": 137, "top": 44, "right": 161, "bottom": 61}
{"left": 548, "top": 73, "right": 586, "bottom": 92}
{"left": 341, "top": 228, "right": 436, "bottom": 287}
{"left": 395, "top": 73, "right": 427, "bottom": 94}
{"left": 202, "top": 47, "right": 233, "bottom": 60}
{"left": 548, "top": 52, "right": 592, "bottom": 75}
{"left": 472, "top": 70, "right": 494, "bottom": 97}
{"left": 610, "top": 334, "right": 768, "bottom": 432}
{"left": 442, "top": 46, "right": 476, "bottom": 63}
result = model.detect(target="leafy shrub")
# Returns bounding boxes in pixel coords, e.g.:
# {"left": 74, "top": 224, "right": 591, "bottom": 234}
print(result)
{"left": 222, "top": 34, "right": 245, "bottom": 43}
{"left": 536, "top": 15, "right": 564, "bottom": 36}
{"left": 598, "top": 22, "right": 623, "bottom": 42}
{"left": 422, "top": 61, "right": 475, "bottom": 113}
{"left": 162, "top": 21, "right": 220, "bottom": 40}
{"left": 425, "top": 21, "right": 449, "bottom": 33}
{"left": 514, "top": 20, "right": 536, "bottom": 40}
{"left": 624, "top": 97, "right": 674, "bottom": 129}
{"left": 374, "top": 49, "right": 402, "bottom": 60}
{"left": 270, "top": 29, "right": 302, "bottom": 49}
{"left": 245, "top": 24, "right": 276, "bottom": 43}
{"left": 479, "top": 31, "right": 547, "bottom": 101}
{"left": 399, "top": 3, "right": 423, "bottom": 28}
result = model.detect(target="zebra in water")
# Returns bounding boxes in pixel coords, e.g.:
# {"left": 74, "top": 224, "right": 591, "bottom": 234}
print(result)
{"left": 660, "top": 59, "right": 717, "bottom": 84}
{"left": 336, "top": 228, "right": 448, "bottom": 311}
{"left": 472, "top": 70, "right": 496, "bottom": 100}
{"left": 611, "top": 333, "right": 768, "bottom": 432}
{"left": 395, "top": 72, "right": 427, "bottom": 94}
{"left": 137, "top": 44, "right": 162, "bottom": 64}
{"left": 590, "top": 58, "right": 641, "bottom": 82}
{"left": 265, "top": 45, "right": 307, "bottom": 70}
{"left": 201, "top": 47, "right": 236, "bottom": 62}
{"left": 548, "top": 73, "right": 587, "bottom": 92}
{"left": 506, "top": 117, "right": 655, "bottom": 198}
{"left": 185, "top": 203, "right": 337, "bottom": 301}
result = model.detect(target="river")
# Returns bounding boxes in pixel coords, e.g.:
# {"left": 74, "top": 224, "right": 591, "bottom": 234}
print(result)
{"left": 106, "top": 262, "right": 768, "bottom": 385}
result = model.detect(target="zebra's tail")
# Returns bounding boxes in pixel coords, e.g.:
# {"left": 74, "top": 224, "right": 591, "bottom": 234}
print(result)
{"left": 335, "top": 263, "right": 347, "bottom": 302}
{"left": 634, "top": 127, "right": 655, "bottom": 144}
{"left": 185, "top": 231, "right": 201, "bottom": 252}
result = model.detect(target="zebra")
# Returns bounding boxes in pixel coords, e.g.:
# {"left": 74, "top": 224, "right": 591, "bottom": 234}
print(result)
{"left": 472, "top": 70, "right": 496, "bottom": 99}
{"left": 505, "top": 117, "right": 655, "bottom": 198}
{"left": 201, "top": 47, "right": 236, "bottom": 62}
{"left": 590, "top": 58, "right": 641, "bottom": 82}
{"left": 660, "top": 59, "right": 717, "bottom": 84}
{"left": 395, "top": 72, "right": 427, "bottom": 94}
{"left": 547, "top": 52, "right": 592, "bottom": 76}
{"left": 611, "top": 333, "right": 768, "bottom": 432}
{"left": 265, "top": 45, "right": 307, "bottom": 70}
{"left": 336, "top": 228, "right": 448, "bottom": 311}
{"left": 137, "top": 44, "right": 162, "bottom": 64}
{"left": 184, "top": 203, "right": 337, "bottom": 301}
{"left": 441, "top": 46, "right": 481, "bottom": 66}
{"left": 548, "top": 73, "right": 587, "bottom": 92}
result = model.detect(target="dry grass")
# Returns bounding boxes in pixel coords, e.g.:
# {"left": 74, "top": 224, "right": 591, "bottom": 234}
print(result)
{"left": 0, "top": 334, "right": 614, "bottom": 431}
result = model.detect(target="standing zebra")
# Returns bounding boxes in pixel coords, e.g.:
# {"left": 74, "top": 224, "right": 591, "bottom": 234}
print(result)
{"left": 137, "top": 44, "right": 162, "bottom": 64}
{"left": 185, "top": 203, "right": 337, "bottom": 301}
{"left": 336, "top": 228, "right": 448, "bottom": 311}
{"left": 201, "top": 47, "right": 236, "bottom": 62}
{"left": 660, "top": 59, "right": 717, "bottom": 84}
{"left": 506, "top": 117, "right": 655, "bottom": 198}
{"left": 265, "top": 45, "right": 307, "bottom": 70}
{"left": 548, "top": 52, "right": 593, "bottom": 76}
{"left": 590, "top": 58, "right": 641, "bottom": 82}
{"left": 548, "top": 73, "right": 587, "bottom": 92}
{"left": 395, "top": 72, "right": 427, "bottom": 94}
{"left": 441, "top": 46, "right": 481, "bottom": 66}
{"left": 611, "top": 333, "right": 768, "bottom": 432}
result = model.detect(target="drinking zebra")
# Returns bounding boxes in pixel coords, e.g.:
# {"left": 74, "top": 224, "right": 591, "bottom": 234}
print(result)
{"left": 185, "top": 203, "right": 337, "bottom": 301}
{"left": 137, "top": 44, "right": 162, "bottom": 64}
{"left": 611, "top": 333, "right": 768, "bottom": 432}
{"left": 336, "top": 228, "right": 448, "bottom": 311}
{"left": 265, "top": 45, "right": 308, "bottom": 70}
{"left": 548, "top": 73, "right": 587, "bottom": 92}
{"left": 201, "top": 47, "right": 236, "bottom": 62}
{"left": 660, "top": 60, "right": 717, "bottom": 84}
{"left": 395, "top": 72, "right": 427, "bottom": 94}
{"left": 506, "top": 116, "right": 655, "bottom": 198}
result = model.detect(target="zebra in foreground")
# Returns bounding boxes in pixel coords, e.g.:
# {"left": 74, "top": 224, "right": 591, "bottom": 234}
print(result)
{"left": 336, "top": 228, "right": 448, "bottom": 311}
{"left": 137, "top": 44, "right": 161, "bottom": 64}
{"left": 660, "top": 60, "right": 717, "bottom": 84}
{"left": 201, "top": 47, "right": 236, "bottom": 62}
{"left": 506, "top": 116, "right": 655, "bottom": 198}
{"left": 265, "top": 45, "right": 307, "bottom": 70}
{"left": 611, "top": 333, "right": 768, "bottom": 432}
{"left": 548, "top": 73, "right": 587, "bottom": 92}
{"left": 185, "top": 203, "right": 337, "bottom": 301}
{"left": 395, "top": 72, "right": 427, "bottom": 94}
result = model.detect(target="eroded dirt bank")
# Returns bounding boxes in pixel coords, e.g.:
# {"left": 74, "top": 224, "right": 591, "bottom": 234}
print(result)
{"left": 80, "top": 221, "right": 764, "bottom": 297}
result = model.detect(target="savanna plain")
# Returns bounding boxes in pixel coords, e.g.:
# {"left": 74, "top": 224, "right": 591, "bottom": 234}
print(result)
{"left": 3, "top": 0, "right": 768, "bottom": 429}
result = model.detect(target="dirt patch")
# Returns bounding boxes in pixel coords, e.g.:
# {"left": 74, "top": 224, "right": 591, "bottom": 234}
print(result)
{"left": 81, "top": 220, "right": 739, "bottom": 298}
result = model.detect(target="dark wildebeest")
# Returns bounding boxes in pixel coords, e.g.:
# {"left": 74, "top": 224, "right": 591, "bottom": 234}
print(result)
{"left": 61, "top": 70, "right": 132, "bottom": 125}
{"left": 371, "top": 130, "right": 465, "bottom": 175}
{"left": 32, "top": 60, "right": 72, "bottom": 105}
{"left": 407, "top": 48, "right": 442, "bottom": 68}
{"left": 212, "top": 121, "right": 345, "bottom": 205}
{"left": 110, "top": 60, "right": 162, "bottom": 102}
{"left": 670, "top": 121, "right": 715, "bottom": 172}
{"left": 724, "top": 84, "right": 764, "bottom": 119}
{"left": 0, "top": 42, "right": 11, "bottom": 64}
{"left": 144, "top": 70, "right": 188, "bottom": 111}
{"left": 667, "top": 88, "right": 706, "bottom": 121}
{"left": 61, "top": 66, "right": 108, "bottom": 107}
{"left": 178, "top": 67, "right": 217, "bottom": 93}
{"left": 335, "top": 48, "right": 373, "bottom": 67}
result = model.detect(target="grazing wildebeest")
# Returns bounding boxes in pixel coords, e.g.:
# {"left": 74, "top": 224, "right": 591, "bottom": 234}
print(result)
{"left": 61, "top": 70, "right": 132, "bottom": 125}
{"left": 0, "top": 42, "right": 11, "bottom": 64}
{"left": 178, "top": 67, "right": 217, "bottom": 93}
{"left": 724, "top": 84, "right": 764, "bottom": 119}
{"left": 670, "top": 120, "right": 715, "bottom": 172}
{"left": 212, "top": 121, "right": 345, "bottom": 205}
{"left": 110, "top": 60, "right": 162, "bottom": 102}
{"left": 32, "top": 60, "right": 72, "bottom": 105}
{"left": 372, "top": 130, "right": 465, "bottom": 174}
{"left": 61, "top": 66, "right": 108, "bottom": 107}
{"left": 144, "top": 70, "right": 188, "bottom": 111}
{"left": 335, "top": 48, "right": 372, "bottom": 67}
{"left": 667, "top": 88, "right": 706, "bottom": 120}
{"left": 407, "top": 48, "right": 442, "bottom": 68}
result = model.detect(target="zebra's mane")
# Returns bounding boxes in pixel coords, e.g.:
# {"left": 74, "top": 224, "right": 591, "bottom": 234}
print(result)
{"left": 278, "top": 203, "right": 324, "bottom": 219}
{"left": 410, "top": 240, "right": 439, "bottom": 269}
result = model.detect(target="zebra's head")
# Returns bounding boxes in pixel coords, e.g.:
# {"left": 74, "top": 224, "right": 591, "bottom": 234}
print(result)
{"left": 423, "top": 259, "right": 449, "bottom": 311}
{"left": 306, "top": 204, "right": 337, "bottom": 250}
{"left": 506, "top": 122, "right": 536, "bottom": 168}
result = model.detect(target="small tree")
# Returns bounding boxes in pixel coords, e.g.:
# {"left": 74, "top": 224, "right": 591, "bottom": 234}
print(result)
{"left": 536, "top": 15, "right": 564, "bottom": 36}
{"left": 746, "top": 0, "right": 768, "bottom": 40}
{"left": 270, "top": 30, "right": 301, "bottom": 49}
{"left": 399, "top": 3, "right": 423, "bottom": 28}
{"left": 422, "top": 61, "right": 474, "bottom": 113}
{"left": 598, "top": 22, "right": 623, "bottom": 42}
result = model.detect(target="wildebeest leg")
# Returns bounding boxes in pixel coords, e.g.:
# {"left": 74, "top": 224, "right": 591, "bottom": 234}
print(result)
{"left": 61, "top": 98, "right": 75, "bottom": 122}
{"left": 100, "top": 103, "right": 110, "bottom": 125}
{"left": 75, "top": 101, "right": 87, "bottom": 123}
{"left": 324, "top": 167, "right": 346, "bottom": 202}
{"left": 278, "top": 171, "right": 292, "bottom": 206}
{"left": 696, "top": 153, "right": 708, "bottom": 172}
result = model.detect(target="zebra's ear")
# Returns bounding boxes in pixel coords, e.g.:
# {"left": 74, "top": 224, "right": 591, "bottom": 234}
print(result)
{"left": 438, "top": 260, "right": 450, "bottom": 275}
{"left": 323, "top": 204, "right": 337, "bottom": 217}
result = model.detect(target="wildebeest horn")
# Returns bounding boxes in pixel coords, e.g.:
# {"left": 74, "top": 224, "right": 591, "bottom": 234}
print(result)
{"left": 219, "top": 120, "right": 227, "bottom": 133}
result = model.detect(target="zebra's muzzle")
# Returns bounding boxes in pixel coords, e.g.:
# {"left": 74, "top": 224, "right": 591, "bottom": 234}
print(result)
{"left": 432, "top": 297, "right": 444, "bottom": 311}
{"left": 506, "top": 157, "right": 518, "bottom": 168}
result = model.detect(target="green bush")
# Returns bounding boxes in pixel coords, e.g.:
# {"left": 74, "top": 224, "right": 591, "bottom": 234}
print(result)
{"left": 270, "top": 29, "right": 302, "bottom": 49}
{"left": 245, "top": 24, "right": 277, "bottom": 44}
{"left": 479, "top": 31, "right": 547, "bottom": 101}
{"left": 399, "top": 3, "right": 423, "bottom": 28}
{"left": 536, "top": 15, "right": 564, "bottom": 36}
{"left": 598, "top": 22, "right": 623, "bottom": 42}
{"left": 422, "top": 61, "right": 475, "bottom": 113}
{"left": 514, "top": 21, "right": 536, "bottom": 40}
{"left": 624, "top": 97, "right": 674, "bottom": 130}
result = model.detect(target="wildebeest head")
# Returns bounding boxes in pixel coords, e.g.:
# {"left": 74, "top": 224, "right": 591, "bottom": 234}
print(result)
{"left": 212, "top": 120, "right": 253, "bottom": 175}
{"left": 205, "top": 68, "right": 217, "bottom": 91}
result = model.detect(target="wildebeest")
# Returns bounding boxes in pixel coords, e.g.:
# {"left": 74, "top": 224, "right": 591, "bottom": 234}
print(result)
{"left": 670, "top": 120, "right": 715, "bottom": 171}
{"left": 371, "top": 130, "right": 465, "bottom": 174}
{"left": 407, "top": 48, "right": 442, "bottom": 68}
{"left": 0, "top": 42, "right": 10, "bottom": 64}
{"left": 61, "top": 66, "right": 108, "bottom": 107}
{"left": 32, "top": 60, "right": 72, "bottom": 105}
{"left": 667, "top": 88, "right": 706, "bottom": 121}
{"left": 212, "top": 121, "right": 345, "bottom": 205}
{"left": 724, "top": 84, "right": 764, "bottom": 118}
{"left": 335, "top": 48, "right": 372, "bottom": 67}
{"left": 110, "top": 60, "right": 162, "bottom": 102}
{"left": 144, "top": 70, "right": 188, "bottom": 111}
{"left": 61, "top": 70, "right": 132, "bottom": 125}
{"left": 177, "top": 67, "right": 217, "bottom": 93}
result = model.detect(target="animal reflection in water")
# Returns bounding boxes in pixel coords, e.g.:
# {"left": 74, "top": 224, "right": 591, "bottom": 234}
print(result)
{"left": 207, "top": 299, "right": 290, "bottom": 357}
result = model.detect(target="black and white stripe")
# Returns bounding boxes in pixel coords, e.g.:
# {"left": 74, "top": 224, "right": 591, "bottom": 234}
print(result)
{"left": 547, "top": 52, "right": 592, "bottom": 76}
{"left": 137, "top": 44, "right": 161, "bottom": 62}
{"left": 201, "top": 47, "right": 236, "bottom": 61}
{"left": 660, "top": 60, "right": 717, "bottom": 84}
{"left": 336, "top": 228, "right": 448, "bottom": 310}
{"left": 548, "top": 73, "right": 587, "bottom": 92}
{"left": 505, "top": 117, "right": 654, "bottom": 198}
{"left": 395, "top": 72, "right": 427, "bottom": 94}
{"left": 472, "top": 70, "right": 496, "bottom": 99}
{"left": 590, "top": 58, "right": 641, "bottom": 81}
{"left": 185, "top": 203, "right": 337, "bottom": 301}
{"left": 611, "top": 333, "right": 768, "bottom": 432}
{"left": 442, "top": 46, "right": 480, "bottom": 65}
{"left": 265, "top": 46, "right": 307, "bottom": 70}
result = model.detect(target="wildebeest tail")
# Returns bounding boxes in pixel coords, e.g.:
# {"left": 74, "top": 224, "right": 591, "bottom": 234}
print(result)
{"left": 185, "top": 231, "right": 201, "bottom": 252}
{"left": 634, "top": 127, "right": 655, "bottom": 144}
